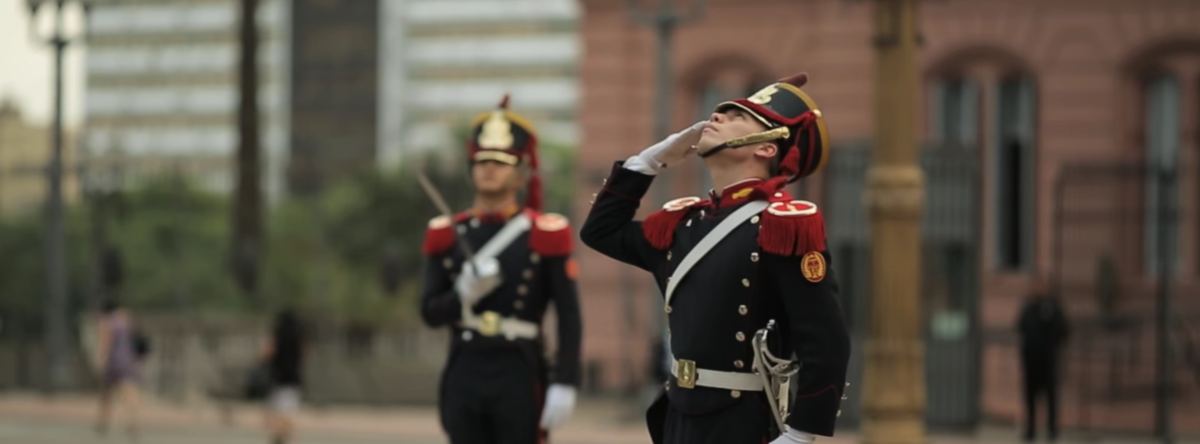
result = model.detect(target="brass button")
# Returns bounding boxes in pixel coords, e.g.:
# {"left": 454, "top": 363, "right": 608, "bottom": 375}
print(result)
{"left": 734, "top": 360, "right": 744, "bottom": 369}
{"left": 514, "top": 300, "right": 525, "bottom": 310}
{"left": 750, "top": 252, "right": 759, "bottom": 262}
{"left": 517, "top": 285, "right": 528, "bottom": 296}
{"left": 665, "top": 305, "right": 673, "bottom": 314}
{"left": 686, "top": 219, "right": 692, "bottom": 227}
{"left": 443, "top": 258, "right": 454, "bottom": 269}
{"left": 750, "top": 215, "right": 760, "bottom": 224}
{"left": 736, "top": 332, "right": 745, "bottom": 342}
{"left": 738, "top": 305, "right": 748, "bottom": 315}
{"left": 602, "top": 178, "right": 608, "bottom": 185}
{"left": 741, "top": 278, "right": 750, "bottom": 287}
{"left": 730, "top": 390, "right": 741, "bottom": 398}
{"left": 523, "top": 269, "right": 533, "bottom": 280}
{"left": 667, "top": 251, "right": 672, "bottom": 261}
{"left": 530, "top": 253, "right": 540, "bottom": 263}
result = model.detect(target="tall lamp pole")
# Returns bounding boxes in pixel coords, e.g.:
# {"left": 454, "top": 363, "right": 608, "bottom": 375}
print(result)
{"left": 861, "top": 1, "right": 928, "bottom": 444}
{"left": 26, "top": 0, "right": 91, "bottom": 394}
{"left": 624, "top": 0, "right": 709, "bottom": 384}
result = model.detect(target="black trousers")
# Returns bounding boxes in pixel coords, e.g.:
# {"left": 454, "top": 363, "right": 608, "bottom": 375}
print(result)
{"left": 1022, "top": 358, "right": 1059, "bottom": 441}
{"left": 648, "top": 391, "right": 773, "bottom": 444}
{"left": 440, "top": 348, "right": 545, "bottom": 444}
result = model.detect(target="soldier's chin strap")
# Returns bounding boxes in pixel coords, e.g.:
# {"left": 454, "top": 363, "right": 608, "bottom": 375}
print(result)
{"left": 698, "top": 126, "right": 791, "bottom": 159}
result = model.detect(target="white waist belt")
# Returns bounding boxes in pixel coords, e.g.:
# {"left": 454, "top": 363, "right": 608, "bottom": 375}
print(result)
{"left": 671, "top": 358, "right": 763, "bottom": 391}
{"left": 460, "top": 311, "right": 539, "bottom": 340}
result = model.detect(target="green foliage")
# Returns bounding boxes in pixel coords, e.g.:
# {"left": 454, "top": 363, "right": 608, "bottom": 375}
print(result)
{"left": 104, "top": 176, "right": 245, "bottom": 313}
{"left": 0, "top": 127, "right": 577, "bottom": 329}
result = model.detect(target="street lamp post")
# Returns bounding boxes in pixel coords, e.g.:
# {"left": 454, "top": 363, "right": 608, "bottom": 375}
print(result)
{"left": 861, "top": 1, "right": 927, "bottom": 444}
{"left": 1153, "top": 164, "right": 1178, "bottom": 444}
{"left": 623, "top": 0, "right": 709, "bottom": 388}
{"left": 26, "top": 0, "right": 91, "bottom": 394}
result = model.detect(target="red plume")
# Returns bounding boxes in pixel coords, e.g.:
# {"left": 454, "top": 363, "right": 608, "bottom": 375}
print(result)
{"left": 525, "top": 132, "right": 543, "bottom": 211}
{"left": 778, "top": 72, "right": 809, "bottom": 87}
{"left": 498, "top": 93, "right": 510, "bottom": 110}
{"left": 526, "top": 174, "right": 543, "bottom": 212}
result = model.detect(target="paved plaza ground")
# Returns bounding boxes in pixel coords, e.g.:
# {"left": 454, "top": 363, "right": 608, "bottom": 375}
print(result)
{"left": 0, "top": 393, "right": 1191, "bottom": 444}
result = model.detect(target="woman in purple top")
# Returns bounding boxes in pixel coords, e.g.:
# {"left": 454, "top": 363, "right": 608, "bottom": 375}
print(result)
{"left": 94, "top": 299, "right": 142, "bottom": 438}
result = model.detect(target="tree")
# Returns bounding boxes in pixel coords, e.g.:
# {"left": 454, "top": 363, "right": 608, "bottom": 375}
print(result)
{"left": 232, "top": 0, "right": 263, "bottom": 301}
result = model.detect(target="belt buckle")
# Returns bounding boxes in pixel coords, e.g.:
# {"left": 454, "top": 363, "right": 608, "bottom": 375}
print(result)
{"left": 479, "top": 311, "right": 501, "bottom": 337}
{"left": 675, "top": 359, "right": 697, "bottom": 389}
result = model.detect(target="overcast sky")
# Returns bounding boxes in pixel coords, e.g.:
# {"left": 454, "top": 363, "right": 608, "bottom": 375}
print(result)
{"left": 0, "top": 0, "right": 87, "bottom": 128}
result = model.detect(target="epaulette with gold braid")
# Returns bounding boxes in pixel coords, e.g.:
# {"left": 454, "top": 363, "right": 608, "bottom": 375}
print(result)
{"left": 641, "top": 196, "right": 712, "bottom": 251}
{"left": 757, "top": 196, "right": 827, "bottom": 256}
{"left": 528, "top": 210, "right": 573, "bottom": 257}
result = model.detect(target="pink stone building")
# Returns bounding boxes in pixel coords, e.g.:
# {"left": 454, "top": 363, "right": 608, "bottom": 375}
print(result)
{"left": 572, "top": 0, "right": 1200, "bottom": 435}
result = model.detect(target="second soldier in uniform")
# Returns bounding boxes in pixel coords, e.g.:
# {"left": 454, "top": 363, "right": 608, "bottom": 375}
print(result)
{"left": 581, "top": 73, "right": 851, "bottom": 444}
{"left": 420, "top": 96, "right": 583, "bottom": 444}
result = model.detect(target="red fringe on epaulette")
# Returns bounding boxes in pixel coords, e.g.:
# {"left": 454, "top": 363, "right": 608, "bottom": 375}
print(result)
{"left": 421, "top": 226, "right": 456, "bottom": 256}
{"left": 642, "top": 209, "right": 690, "bottom": 251}
{"left": 757, "top": 211, "right": 827, "bottom": 257}
{"left": 530, "top": 221, "right": 573, "bottom": 257}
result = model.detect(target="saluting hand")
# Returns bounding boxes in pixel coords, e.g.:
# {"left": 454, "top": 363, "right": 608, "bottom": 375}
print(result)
{"left": 455, "top": 257, "right": 503, "bottom": 306}
{"left": 625, "top": 120, "right": 708, "bottom": 175}
{"left": 539, "top": 384, "right": 577, "bottom": 430}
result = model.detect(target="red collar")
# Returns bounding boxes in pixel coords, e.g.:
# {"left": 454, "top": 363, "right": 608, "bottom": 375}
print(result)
{"left": 470, "top": 204, "right": 520, "bottom": 223}
{"left": 709, "top": 178, "right": 766, "bottom": 208}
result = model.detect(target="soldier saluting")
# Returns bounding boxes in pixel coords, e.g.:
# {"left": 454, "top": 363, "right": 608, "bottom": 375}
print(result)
{"left": 580, "top": 73, "right": 850, "bottom": 444}
{"left": 420, "top": 96, "right": 583, "bottom": 444}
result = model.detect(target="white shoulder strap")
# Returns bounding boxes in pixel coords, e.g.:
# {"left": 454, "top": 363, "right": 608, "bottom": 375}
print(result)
{"left": 664, "top": 200, "right": 769, "bottom": 306}
{"left": 473, "top": 213, "right": 532, "bottom": 262}
{"left": 459, "top": 214, "right": 532, "bottom": 316}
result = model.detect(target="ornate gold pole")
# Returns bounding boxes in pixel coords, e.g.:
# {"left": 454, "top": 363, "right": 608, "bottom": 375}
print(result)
{"left": 861, "top": 1, "right": 927, "bottom": 444}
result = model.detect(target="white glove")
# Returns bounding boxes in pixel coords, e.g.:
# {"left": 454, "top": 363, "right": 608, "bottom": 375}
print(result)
{"left": 624, "top": 121, "right": 708, "bottom": 175}
{"left": 769, "top": 426, "right": 816, "bottom": 444}
{"left": 538, "top": 384, "right": 577, "bottom": 430}
{"left": 455, "top": 257, "right": 502, "bottom": 306}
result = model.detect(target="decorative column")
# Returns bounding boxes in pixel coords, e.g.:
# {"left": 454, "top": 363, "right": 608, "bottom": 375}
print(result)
{"left": 861, "top": 1, "right": 928, "bottom": 444}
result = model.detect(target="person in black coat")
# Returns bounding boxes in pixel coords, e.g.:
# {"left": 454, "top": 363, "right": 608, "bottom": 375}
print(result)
{"left": 580, "top": 73, "right": 850, "bottom": 444}
{"left": 419, "top": 95, "right": 583, "bottom": 444}
{"left": 1017, "top": 276, "right": 1070, "bottom": 442}
{"left": 261, "top": 309, "right": 307, "bottom": 444}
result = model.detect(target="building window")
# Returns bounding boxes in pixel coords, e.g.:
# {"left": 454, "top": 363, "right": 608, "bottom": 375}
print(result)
{"left": 994, "top": 78, "right": 1036, "bottom": 271}
{"left": 929, "top": 79, "right": 979, "bottom": 148}
{"left": 930, "top": 75, "right": 1037, "bottom": 272}
{"left": 1143, "top": 74, "right": 1181, "bottom": 275}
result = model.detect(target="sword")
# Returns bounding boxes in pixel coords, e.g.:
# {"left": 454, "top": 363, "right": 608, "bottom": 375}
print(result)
{"left": 753, "top": 319, "right": 801, "bottom": 434}
{"left": 415, "top": 169, "right": 477, "bottom": 264}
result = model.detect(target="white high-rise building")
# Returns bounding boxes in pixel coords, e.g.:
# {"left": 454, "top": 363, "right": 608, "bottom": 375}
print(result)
{"left": 378, "top": 0, "right": 581, "bottom": 166}
{"left": 82, "top": 0, "right": 291, "bottom": 201}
